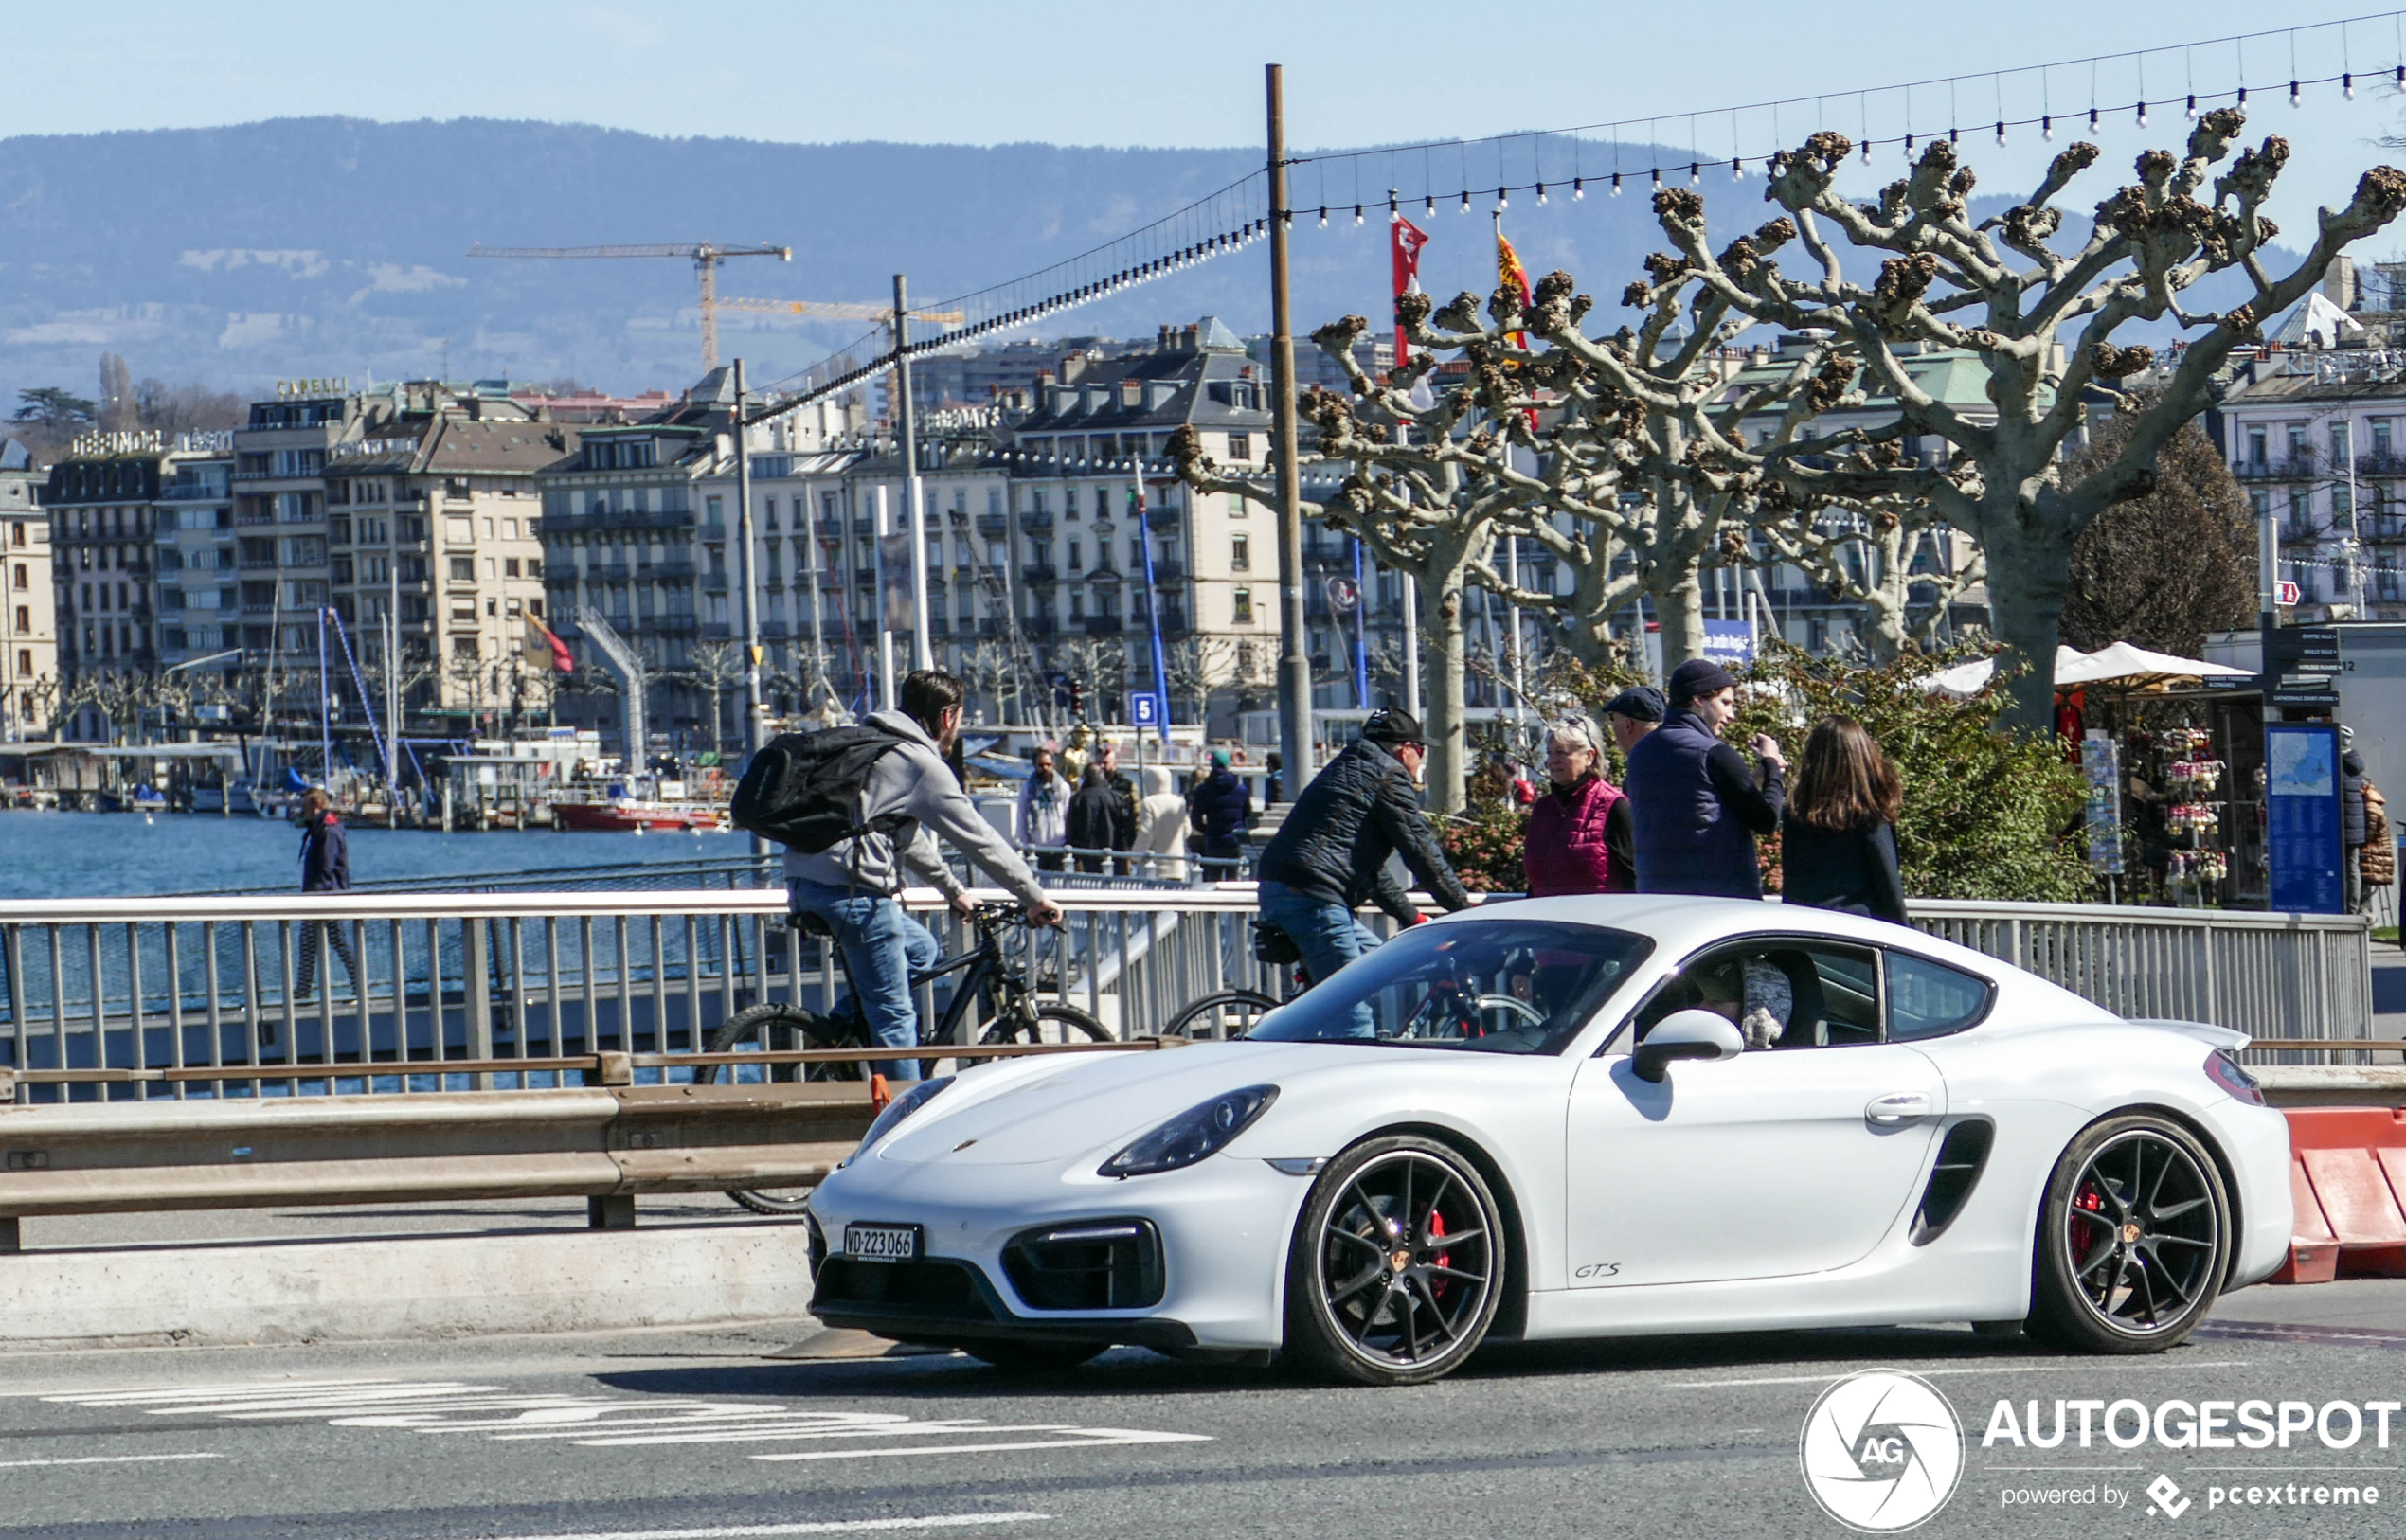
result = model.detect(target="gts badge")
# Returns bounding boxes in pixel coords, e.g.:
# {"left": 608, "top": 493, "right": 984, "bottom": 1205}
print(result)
{"left": 1574, "top": 1262, "right": 1622, "bottom": 1280}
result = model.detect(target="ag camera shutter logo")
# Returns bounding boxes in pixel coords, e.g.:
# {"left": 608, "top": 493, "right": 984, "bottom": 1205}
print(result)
{"left": 1800, "top": 1369, "right": 1965, "bottom": 1531}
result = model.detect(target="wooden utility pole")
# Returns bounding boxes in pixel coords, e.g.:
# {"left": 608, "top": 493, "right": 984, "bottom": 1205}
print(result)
{"left": 1266, "top": 63, "right": 1312, "bottom": 797}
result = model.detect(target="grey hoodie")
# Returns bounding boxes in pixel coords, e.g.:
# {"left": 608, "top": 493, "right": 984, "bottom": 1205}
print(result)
{"left": 781, "top": 709, "right": 1047, "bottom": 907}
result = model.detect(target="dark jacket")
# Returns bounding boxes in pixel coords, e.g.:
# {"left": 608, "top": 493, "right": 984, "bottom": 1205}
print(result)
{"left": 1256, "top": 738, "right": 1473, "bottom": 922}
{"left": 1067, "top": 779, "right": 1123, "bottom": 856}
{"left": 1781, "top": 817, "right": 1907, "bottom": 924}
{"left": 1625, "top": 708, "right": 1784, "bottom": 898}
{"left": 2344, "top": 750, "right": 2370, "bottom": 848}
{"left": 1102, "top": 768, "right": 1139, "bottom": 851}
{"left": 1187, "top": 766, "right": 1252, "bottom": 847}
{"left": 299, "top": 811, "right": 350, "bottom": 893}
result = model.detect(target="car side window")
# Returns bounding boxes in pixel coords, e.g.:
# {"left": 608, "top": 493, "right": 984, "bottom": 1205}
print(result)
{"left": 1627, "top": 940, "right": 1879, "bottom": 1050}
{"left": 1885, "top": 951, "right": 1994, "bottom": 1041}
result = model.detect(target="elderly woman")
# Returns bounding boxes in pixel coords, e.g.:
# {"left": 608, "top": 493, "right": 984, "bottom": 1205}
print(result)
{"left": 1523, "top": 712, "right": 1636, "bottom": 897}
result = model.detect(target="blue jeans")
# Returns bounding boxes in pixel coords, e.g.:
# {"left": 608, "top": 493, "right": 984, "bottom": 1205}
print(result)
{"left": 787, "top": 881, "right": 943, "bottom": 1082}
{"left": 1259, "top": 873, "right": 1382, "bottom": 977}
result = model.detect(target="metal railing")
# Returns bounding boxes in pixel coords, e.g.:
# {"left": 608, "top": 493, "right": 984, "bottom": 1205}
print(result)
{"left": 0, "top": 886, "right": 2374, "bottom": 1102}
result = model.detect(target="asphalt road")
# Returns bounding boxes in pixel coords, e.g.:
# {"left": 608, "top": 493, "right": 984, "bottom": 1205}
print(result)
{"left": 3, "top": 1284, "right": 2405, "bottom": 1540}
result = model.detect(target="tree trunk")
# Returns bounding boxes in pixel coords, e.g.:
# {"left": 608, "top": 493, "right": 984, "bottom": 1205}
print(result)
{"left": 1650, "top": 565, "right": 1708, "bottom": 676}
{"left": 1419, "top": 564, "right": 1470, "bottom": 813}
{"left": 1980, "top": 514, "right": 2073, "bottom": 733}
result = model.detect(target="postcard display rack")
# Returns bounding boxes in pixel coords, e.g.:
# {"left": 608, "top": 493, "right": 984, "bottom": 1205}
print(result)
{"left": 2146, "top": 724, "right": 2232, "bottom": 905}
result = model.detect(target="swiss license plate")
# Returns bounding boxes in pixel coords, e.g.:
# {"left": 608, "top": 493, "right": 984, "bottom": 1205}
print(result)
{"left": 843, "top": 1223, "right": 921, "bottom": 1263}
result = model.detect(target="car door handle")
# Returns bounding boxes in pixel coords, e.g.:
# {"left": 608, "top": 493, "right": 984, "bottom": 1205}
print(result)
{"left": 1865, "top": 1091, "right": 1934, "bottom": 1126}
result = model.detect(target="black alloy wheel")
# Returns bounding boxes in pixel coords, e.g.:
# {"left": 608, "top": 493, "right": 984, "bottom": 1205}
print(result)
{"left": 700, "top": 1004, "right": 838, "bottom": 1215}
{"left": 1285, "top": 1135, "right": 1504, "bottom": 1386}
{"left": 2030, "top": 1114, "right": 2228, "bottom": 1352}
{"left": 1164, "top": 989, "right": 1281, "bottom": 1039}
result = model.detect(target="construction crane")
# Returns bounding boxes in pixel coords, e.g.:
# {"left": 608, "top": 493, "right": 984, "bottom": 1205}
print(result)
{"left": 717, "top": 297, "right": 966, "bottom": 329}
{"left": 465, "top": 242, "right": 793, "bottom": 372}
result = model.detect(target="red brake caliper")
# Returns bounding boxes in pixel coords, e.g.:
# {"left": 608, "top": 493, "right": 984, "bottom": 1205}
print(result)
{"left": 2073, "top": 1183, "right": 2105, "bottom": 1261}
{"left": 1427, "top": 1209, "right": 1449, "bottom": 1300}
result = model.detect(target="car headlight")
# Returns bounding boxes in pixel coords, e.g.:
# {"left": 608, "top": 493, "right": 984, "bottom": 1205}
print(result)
{"left": 1099, "top": 1084, "right": 1278, "bottom": 1178}
{"left": 839, "top": 1074, "right": 955, "bottom": 1167}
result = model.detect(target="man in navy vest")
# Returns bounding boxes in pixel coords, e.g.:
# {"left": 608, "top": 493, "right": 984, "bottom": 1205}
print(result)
{"left": 1625, "top": 658, "right": 1787, "bottom": 898}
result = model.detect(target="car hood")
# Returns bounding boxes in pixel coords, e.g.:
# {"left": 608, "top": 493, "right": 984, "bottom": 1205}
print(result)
{"left": 871, "top": 1040, "right": 1406, "bottom": 1167}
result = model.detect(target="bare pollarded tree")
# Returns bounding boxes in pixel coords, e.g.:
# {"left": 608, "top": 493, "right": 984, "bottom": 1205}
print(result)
{"left": 1740, "top": 492, "right": 1987, "bottom": 663}
{"left": 1639, "top": 110, "right": 2406, "bottom": 725}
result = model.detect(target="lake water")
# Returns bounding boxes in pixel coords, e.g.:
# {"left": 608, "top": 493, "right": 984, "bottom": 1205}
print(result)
{"left": 0, "top": 812, "right": 754, "bottom": 899}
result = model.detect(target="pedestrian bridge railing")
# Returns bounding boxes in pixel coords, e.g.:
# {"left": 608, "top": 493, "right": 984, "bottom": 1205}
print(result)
{"left": 0, "top": 886, "right": 2374, "bottom": 1102}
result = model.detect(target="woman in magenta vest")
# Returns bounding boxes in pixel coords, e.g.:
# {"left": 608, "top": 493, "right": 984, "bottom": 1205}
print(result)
{"left": 1523, "top": 713, "right": 1636, "bottom": 896}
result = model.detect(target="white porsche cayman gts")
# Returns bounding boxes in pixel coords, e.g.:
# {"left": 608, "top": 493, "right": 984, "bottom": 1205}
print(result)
{"left": 803, "top": 896, "right": 2290, "bottom": 1385}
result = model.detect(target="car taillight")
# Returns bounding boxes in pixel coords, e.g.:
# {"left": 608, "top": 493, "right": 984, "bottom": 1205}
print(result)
{"left": 2205, "top": 1049, "right": 2265, "bottom": 1106}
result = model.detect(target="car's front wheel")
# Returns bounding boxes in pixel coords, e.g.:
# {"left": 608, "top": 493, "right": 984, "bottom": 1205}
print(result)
{"left": 1284, "top": 1135, "right": 1504, "bottom": 1386}
{"left": 2028, "top": 1113, "right": 2229, "bottom": 1353}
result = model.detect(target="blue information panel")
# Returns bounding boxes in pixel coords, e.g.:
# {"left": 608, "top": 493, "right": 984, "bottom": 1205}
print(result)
{"left": 1701, "top": 620, "right": 1755, "bottom": 667}
{"left": 2265, "top": 722, "right": 2345, "bottom": 914}
{"left": 1131, "top": 691, "right": 1160, "bottom": 727}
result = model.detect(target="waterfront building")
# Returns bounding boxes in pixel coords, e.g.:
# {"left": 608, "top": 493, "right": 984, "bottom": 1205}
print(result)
{"left": 0, "top": 440, "right": 55, "bottom": 740}
{"left": 2220, "top": 345, "right": 2406, "bottom": 622}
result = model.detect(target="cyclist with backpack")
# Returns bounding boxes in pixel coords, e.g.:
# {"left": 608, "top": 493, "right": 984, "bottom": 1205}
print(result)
{"left": 738, "top": 669, "right": 1064, "bottom": 1080}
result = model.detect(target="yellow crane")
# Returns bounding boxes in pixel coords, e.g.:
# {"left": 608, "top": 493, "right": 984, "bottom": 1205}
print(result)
{"left": 464, "top": 242, "right": 794, "bottom": 371}
{"left": 718, "top": 297, "right": 965, "bottom": 328}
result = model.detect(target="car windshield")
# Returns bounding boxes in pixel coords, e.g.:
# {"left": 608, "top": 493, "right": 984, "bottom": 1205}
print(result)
{"left": 1246, "top": 919, "right": 1653, "bottom": 1054}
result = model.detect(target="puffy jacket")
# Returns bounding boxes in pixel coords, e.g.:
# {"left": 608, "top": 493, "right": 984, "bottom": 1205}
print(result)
{"left": 1067, "top": 779, "right": 1123, "bottom": 855}
{"left": 1187, "top": 766, "right": 1251, "bottom": 845}
{"left": 2344, "top": 750, "right": 2370, "bottom": 848}
{"left": 1256, "top": 737, "right": 1473, "bottom": 922}
{"left": 1625, "top": 708, "right": 1784, "bottom": 898}
{"left": 298, "top": 812, "right": 350, "bottom": 893}
{"left": 1523, "top": 775, "right": 1631, "bottom": 897}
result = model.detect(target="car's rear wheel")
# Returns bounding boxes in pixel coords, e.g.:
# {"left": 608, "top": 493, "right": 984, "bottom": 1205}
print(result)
{"left": 960, "top": 1340, "right": 1108, "bottom": 1373}
{"left": 1284, "top": 1135, "right": 1503, "bottom": 1386}
{"left": 2028, "top": 1113, "right": 2228, "bottom": 1353}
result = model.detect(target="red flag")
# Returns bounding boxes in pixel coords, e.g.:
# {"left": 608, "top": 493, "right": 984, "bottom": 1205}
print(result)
{"left": 1391, "top": 215, "right": 1429, "bottom": 371}
{"left": 530, "top": 618, "right": 574, "bottom": 673}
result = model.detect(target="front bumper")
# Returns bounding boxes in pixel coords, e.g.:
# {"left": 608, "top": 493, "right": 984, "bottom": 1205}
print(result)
{"left": 806, "top": 1146, "right": 1308, "bottom": 1351}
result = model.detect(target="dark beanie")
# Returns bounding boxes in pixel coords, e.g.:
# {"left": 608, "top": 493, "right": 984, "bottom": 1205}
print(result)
{"left": 1666, "top": 658, "right": 1737, "bottom": 704}
{"left": 1361, "top": 707, "right": 1425, "bottom": 747}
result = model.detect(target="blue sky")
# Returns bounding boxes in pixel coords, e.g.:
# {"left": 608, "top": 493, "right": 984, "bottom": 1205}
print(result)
{"left": 13, "top": 3, "right": 2406, "bottom": 236}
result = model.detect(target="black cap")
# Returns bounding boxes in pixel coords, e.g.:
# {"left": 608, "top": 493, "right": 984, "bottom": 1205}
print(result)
{"left": 1666, "top": 658, "right": 1737, "bottom": 704}
{"left": 1602, "top": 685, "right": 1666, "bottom": 723}
{"left": 1362, "top": 707, "right": 1426, "bottom": 747}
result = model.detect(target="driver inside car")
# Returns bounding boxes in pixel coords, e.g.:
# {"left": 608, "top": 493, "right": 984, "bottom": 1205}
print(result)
{"left": 1683, "top": 956, "right": 1793, "bottom": 1050}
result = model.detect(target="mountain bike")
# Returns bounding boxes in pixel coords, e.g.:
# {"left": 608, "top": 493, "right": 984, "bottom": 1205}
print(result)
{"left": 698, "top": 901, "right": 1108, "bottom": 1214}
{"left": 1163, "top": 919, "right": 1544, "bottom": 1041}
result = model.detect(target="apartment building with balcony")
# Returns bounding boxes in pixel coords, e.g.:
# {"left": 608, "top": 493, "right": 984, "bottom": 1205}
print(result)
{"left": 2220, "top": 347, "right": 2406, "bottom": 620}
{"left": 45, "top": 433, "right": 172, "bottom": 700}
{"left": 152, "top": 435, "right": 237, "bottom": 679}
{"left": 0, "top": 440, "right": 54, "bottom": 740}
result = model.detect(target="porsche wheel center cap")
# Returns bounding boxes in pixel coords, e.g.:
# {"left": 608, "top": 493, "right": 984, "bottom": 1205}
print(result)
{"left": 2122, "top": 1222, "right": 2143, "bottom": 1244}
{"left": 1391, "top": 1249, "right": 1411, "bottom": 1273}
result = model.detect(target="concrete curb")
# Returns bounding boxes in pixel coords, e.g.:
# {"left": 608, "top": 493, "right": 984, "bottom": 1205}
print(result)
{"left": 0, "top": 1222, "right": 817, "bottom": 1352}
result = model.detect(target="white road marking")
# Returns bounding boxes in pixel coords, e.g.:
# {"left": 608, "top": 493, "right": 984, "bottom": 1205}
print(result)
{"left": 40, "top": 1382, "right": 1208, "bottom": 1463}
{"left": 0, "top": 1452, "right": 222, "bottom": 1470}
{"left": 1668, "top": 1358, "right": 2250, "bottom": 1388}
{"left": 476, "top": 1515, "right": 1052, "bottom": 1540}
{"left": 754, "top": 1429, "right": 1214, "bottom": 1462}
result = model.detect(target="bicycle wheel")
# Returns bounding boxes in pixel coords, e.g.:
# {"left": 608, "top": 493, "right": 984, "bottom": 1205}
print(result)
{"left": 699, "top": 1004, "right": 836, "bottom": 1217}
{"left": 1163, "top": 989, "right": 1281, "bottom": 1039}
{"left": 977, "top": 1001, "right": 1114, "bottom": 1046}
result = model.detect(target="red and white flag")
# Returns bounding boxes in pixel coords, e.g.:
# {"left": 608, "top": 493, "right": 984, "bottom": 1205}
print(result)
{"left": 1391, "top": 215, "right": 1430, "bottom": 371}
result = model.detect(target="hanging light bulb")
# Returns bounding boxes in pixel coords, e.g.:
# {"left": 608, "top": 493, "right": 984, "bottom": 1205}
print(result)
{"left": 1861, "top": 139, "right": 1872, "bottom": 163}
{"left": 1388, "top": 190, "right": 1398, "bottom": 218}
{"left": 1354, "top": 204, "right": 1363, "bottom": 224}
{"left": 1948, "top": 125, "right": 1959, "bottom": 144}
{"left": 1688, "top": 162, "right": 1700, "bottom": 184}
{"left": 1317, "top": 206, "right": 1327, "bottom": 226}
{"left": 1905, "top": 132, "right": 1915, "bottom": 152}
{"left": 1995, "top": 120, "right": 2006, "bottom": 146}
{"left": 1572, "top": 176, "right": 1585, "bottom": 198}
{"left": 2088, "top": 106, "right": 2101, "bottom": 132}
{"left": 2238, "top": 85, "right": 2250, "bottom": 105}
{"left": 1536, "top": 182, "right": 1548, "bottom": 204}
{"left": 2289, "top": 79, "right": 2302, "bottom": 107}
{"left": 1650, "top": 167, "right": 1662, "bottom": 188}
{"left": 1460, "top": 188, "right": 1470, "bottom": 212}
{"left": 2042, "top": 114, "right": 2054, "bottom": 140}
{"left": 1497, "top": 186, "right": 1508, "bottom": 208}
{"left": 2135, "top": 99, "right": 2147, "bottom": 127}
{"left": 2185, "top": 93, "right": 2198, "bottom": 118}
{"left": 2346, "top": 72, "right": 2357, "bottom": 99}
{"left": 1731, "top": 158, "right": 1743, "bottom": 179}
{"left": 1425, "top": 193, "right": 1436, "bottom": 216}
{"left": 1610, "top": 172, "right": 1622, "bottom": 195}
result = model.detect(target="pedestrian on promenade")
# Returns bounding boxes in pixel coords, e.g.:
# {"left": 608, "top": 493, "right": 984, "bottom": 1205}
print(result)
{"left": 1187, "top": 749, "right": 1251, "bottom": 879}
{"left": 1254, "top": 709, "right": 1473, "bottom": 986}
{"left": 1602, "top": 685, "right": 1666, "bottom": 758}
{"left": 1625, "top": 658, "right": 1786, "bottom": 898}
{"left": 294, "top": 788, "right": 359, "bottom": 1003}
{"left": 2343, "top": 727, "right": 2372, "bottom": 912}
{"left": 1015, "top": 743, "right": 1069, "bottom": 873}
{"left": 1067, "top": 764, "right": 1120, "bottom": 875}
{"left": 1133, "top": 763, "right": 1190, "bottom": 881}
{"left": 1265, "top": 751, "right": 1284, "bottom": 805}
{"left": 1098, "top": 740, "right": 1139, "bottom": 874}
{"left": 1523, "top": 713, "right": 1635, "bottom": 897}
{"left": 1780, "top": 715, "right": 1909, "bottom": 925}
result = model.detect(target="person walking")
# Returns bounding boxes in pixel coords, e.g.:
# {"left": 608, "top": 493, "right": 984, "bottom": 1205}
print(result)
{"left": 1625, "top": 658, "right": 1787, "bottom": 898}
{"left": 1601, "top": 685, "right": 1666, "bottom": 759}
{"left": 1187, "top": 749, "right": 1251, "bottom": 878}
{"left": 1132, "top": 763, "right": 1191, "bottom": 881}
{"left": 1522, "top": 713, "right": 1635, "bottom": 897}
{"left": 1780, "top": 715, "right": 1909, "bottom": 925}
{"left": 294, "top": 787, "right": 359, "bottom": 1003}
{"left": 784, "top": 669, "right": 1064, "bottom": 1080}
{"left": 1015, "top": 743, "right": 1069, "bottom": 873}
{"left": 1097, "top": 740, "right": 1139, "bottom": 875}
{"left": 1254, "top": 708, "right": 1474, "bottom": 986}
{"left": 1067, "top": 764, "right": 1120, "bottom": 876}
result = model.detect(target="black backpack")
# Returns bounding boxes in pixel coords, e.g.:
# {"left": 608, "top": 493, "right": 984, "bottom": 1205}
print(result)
{"left": 730, "top": 726, "right": 910, "bottom": 853}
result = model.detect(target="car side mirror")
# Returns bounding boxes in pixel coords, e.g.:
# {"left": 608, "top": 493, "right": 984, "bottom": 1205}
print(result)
{"left": 1632, "top": 1009, "right": 1747, "bottom": 1083}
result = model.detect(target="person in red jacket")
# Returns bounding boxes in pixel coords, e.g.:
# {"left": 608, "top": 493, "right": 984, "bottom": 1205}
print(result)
{"left": 1523, "top": 713, "right": 1635, "bottom": 897}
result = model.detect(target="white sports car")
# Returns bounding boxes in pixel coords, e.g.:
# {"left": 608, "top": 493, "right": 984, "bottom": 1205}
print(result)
{"left": 804, "top": 896, "right": 2289, "bottom": 1386}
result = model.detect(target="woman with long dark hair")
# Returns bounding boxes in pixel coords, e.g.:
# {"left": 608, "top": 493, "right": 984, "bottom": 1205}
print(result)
{"left": 1781, "top": 715, "right": 1908, "bottom": 924}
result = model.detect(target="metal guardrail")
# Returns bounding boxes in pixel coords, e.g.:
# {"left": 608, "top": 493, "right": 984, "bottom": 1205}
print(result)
{"left": 0, "top": 886, "right": 2376, "bottom": 1103}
